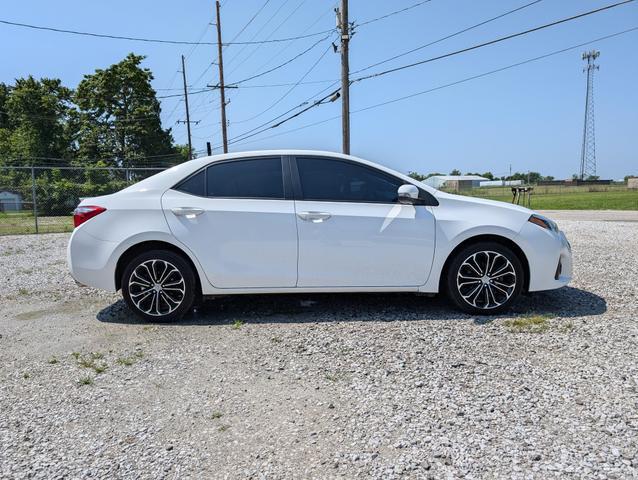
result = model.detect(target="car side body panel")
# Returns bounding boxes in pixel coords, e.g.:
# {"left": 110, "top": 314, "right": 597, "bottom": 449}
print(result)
{"left": 161, "top": 191, "right": 298, "bottom": 289}
{"left": 294, "top": 201, "right": 435, "bottom": 288}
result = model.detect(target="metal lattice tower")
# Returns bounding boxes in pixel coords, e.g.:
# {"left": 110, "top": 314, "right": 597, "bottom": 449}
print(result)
{"left": 579, "top": 50, "right": 600, "bottom": 180}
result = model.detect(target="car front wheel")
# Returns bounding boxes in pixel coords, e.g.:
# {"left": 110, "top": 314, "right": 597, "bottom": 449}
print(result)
{"left": 121, "top": 250, "right": 196, "bottom": 322}
{"left": 446, "top": 242, "right": 524, "bottom": 315}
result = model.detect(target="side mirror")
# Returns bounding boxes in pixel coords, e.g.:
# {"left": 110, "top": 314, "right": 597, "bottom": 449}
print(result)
{"left": 397, "top": 184, "right": 420, "bottom": 204}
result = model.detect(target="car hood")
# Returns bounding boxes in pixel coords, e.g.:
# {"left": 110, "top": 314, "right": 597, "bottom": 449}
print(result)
{"left": 433, "top": 190, "right": 533, "bottom": 215}
{"left": 429, "top": 190, "right": 535, "bottom": 239}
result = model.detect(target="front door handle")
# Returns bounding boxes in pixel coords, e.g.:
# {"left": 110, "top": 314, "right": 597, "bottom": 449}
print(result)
{"left": 172, "top": 207, "right": 204, "bottom": 217}
{"left": 297, "top": 211, "right": 332, "bottom": 223}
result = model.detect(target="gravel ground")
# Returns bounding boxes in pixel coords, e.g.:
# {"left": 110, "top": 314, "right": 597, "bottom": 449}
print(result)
{"left": 1, "top": 215, "right": 637, "bottom": 479}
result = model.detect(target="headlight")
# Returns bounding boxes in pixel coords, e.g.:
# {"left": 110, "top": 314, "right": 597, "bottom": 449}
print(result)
{"left": 528, "top": 214, "right": 558, "bottom": 232}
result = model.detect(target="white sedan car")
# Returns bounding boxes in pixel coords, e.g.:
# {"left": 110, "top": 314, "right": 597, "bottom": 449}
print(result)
{"left": 68, "top": 150, "right": 572, "bottom": 321}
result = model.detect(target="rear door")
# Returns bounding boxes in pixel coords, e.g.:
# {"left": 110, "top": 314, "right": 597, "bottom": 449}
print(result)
{"left": 292, "top": 156, "right": 436, "bottom": 287}
{"left": 161, "top": 156, "right": 298, "bottom": 289}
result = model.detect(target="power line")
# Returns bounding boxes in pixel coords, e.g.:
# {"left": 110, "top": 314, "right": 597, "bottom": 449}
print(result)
{"left": 352, "top": 0, "right": 544, "bottom": 75}
{"left": 184, "top": 21, "right": 214, "bottom": 60}
{"left": 238, "top": 79, "right": 338, "bottom": 88}
{"left": 163, "top": 97, "right": 184, "bottom": 124}
{"left": 225, "top": 0, "right": 272, "bottom": 46}
{"left": 222, "top": 80, "right": 340, "bottom": 144}
{"left": 213, "top": 86, "right": 340, "bottom": 148}
{"left": 158, "top": 20, "right": 214, "bottom": 117}
{"left": 169, "top": 0, "right": 523, "bottom": 138}
{"left": 226, "top": 26, "right": 638, "bottom": 149}
{"left": 0, "top": 0, "right": 444, "bottom": 54}
{"left": 235, "top": 2, "right": 333, "bottom": 80}
{"left": 0, "top": 110, "right": 164, "bottom": 124}
{"left": 0, "top": 151, "right": 189, "bottom": 165}
{"left": 0, "top": 18, "right": 333, "bottom": 45}
{"left": 226, "top": 34, "right": 332, "bottom": 86}
{"left": 188, "top": 13, "right": 332, "bottom": 93}
{"left": 224, "top": 0, "right": 294, "bottom": 69}
{"left": 352, "top": 0, "right": 635, "bottom": 83}
{"left": 353, "top": 29, "right": 637, "bottom": 114}
{"left": 157, "top": 88, "right": 214, "bottom": 99}
{"left": 356, "top": 0, "right": 433, "bottom": 28}
{"left": 232, "top": 41, "right": 334, "bottom": 124}
{"left": 226, "top": 0, "right": 307, "bottom": 76}
{"left": 157, "top": 78, "right": 340, "bottom": 97}
{"left": 189, "top": 62, "right": 216, "bottom": 90}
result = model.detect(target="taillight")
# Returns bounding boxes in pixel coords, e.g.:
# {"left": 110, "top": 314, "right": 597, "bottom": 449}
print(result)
{"left": 73, "top": 205, "right": 106, "bottom": 227}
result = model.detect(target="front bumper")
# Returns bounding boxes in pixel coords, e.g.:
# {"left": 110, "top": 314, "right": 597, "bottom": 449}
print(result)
{"left": 516, "top": 223, "right": 573, "bottom": 292}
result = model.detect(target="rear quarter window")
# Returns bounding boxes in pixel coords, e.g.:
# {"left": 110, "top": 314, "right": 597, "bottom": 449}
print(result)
{"left": 174, "top": 170, "right": 205, "bottom": 196}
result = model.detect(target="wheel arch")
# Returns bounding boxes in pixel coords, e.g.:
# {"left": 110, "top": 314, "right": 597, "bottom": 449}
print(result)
{"left": 115, "top": 240, "right": 202, "bottom": 297}
{"left": 438, "top": 234, "right": 530, "bottom": 294}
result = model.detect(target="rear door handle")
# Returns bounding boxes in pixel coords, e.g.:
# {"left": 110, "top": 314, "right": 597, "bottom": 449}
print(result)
{"left": 172, "top": 207, "right": 204, "bottom": 217}
{"left": 297, "top": 211, "right": 331, "bottom": 223}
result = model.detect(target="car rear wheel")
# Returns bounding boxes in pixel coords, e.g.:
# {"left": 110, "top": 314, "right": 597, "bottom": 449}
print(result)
{"left": 446, "top": 242, "right": 523, "bottom": 315}
{"left": 122, "top": 250, "right": 196, "bottom": 322}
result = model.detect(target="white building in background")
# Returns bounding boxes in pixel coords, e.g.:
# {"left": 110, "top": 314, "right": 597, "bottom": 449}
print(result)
{"left": 479, "top": 180, "right": 523, "bottom": 188}
{"left": 0, "top": 191, "right": 23, "bottom": 212}
{"left": 423, "top": 175, "right": 488, "bottom": 190}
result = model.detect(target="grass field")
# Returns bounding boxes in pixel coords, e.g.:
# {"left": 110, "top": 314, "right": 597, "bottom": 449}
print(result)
{"left": 0, "top": 212, "right": 73, "bottom": 236}
{"left": 450, "top": 185, "right": 638, "bottom": 211}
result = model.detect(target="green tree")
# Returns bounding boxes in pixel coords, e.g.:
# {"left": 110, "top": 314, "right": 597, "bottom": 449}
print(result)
{"left": 0, "top": 77, "right": 74, "bottom": 164}
{"left": 465, "top": 171, "right": 494, "bottom": 180}
{"left": 449, "top": 169, "right": 462, "bottom": 176}
{"left": 0, "top": 83, "right": 9, "bottom": 130}
{"left": 74, "top": 53, "right": 181, "bottom": 168}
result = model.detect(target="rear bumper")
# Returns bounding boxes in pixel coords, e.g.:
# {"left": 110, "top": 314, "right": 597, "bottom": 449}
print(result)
{"left": 516, "top": 223, "right": 573, "bottom": 292}
{"left": 67, "top": 227, "right": 118, "bottom": 292}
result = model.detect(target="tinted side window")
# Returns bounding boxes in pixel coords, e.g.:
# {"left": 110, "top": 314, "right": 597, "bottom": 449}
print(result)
{"left": 175, "top": 170, "right": 205, "bottom": 196}
{"left": 206, "top": 158, "right": 284, "bottom": 199}
{"left": 296, "top": 157, "right": 403, "bottom": 203}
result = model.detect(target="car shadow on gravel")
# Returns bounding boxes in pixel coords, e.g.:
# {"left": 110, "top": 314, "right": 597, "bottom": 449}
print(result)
{"left": 96, "top": 286, "right": 606, "bottom": 326}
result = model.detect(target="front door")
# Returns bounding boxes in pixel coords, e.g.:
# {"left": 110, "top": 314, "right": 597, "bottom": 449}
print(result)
{"left": 161, "top": 156, "right": 298, "bottom": 289}
{"left": 292, "top": 156, "right": 436, "bottom": 287}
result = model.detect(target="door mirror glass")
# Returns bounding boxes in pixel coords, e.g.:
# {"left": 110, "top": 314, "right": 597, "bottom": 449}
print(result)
{"left": 398, "top": 184, "right": 419, "bottom": 204}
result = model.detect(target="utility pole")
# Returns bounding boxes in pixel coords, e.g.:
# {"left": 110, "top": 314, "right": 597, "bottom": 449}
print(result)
{"left": 579, "top": 50, "right": 600, "bottom": 180}
{"left": 181, "top": 55, "right": 193, "bottom": 160}
{"left": 337, "top": 0, "right": 351, "bottom": 155}
{"left": 215, "top": 0, "right": 229, "bottom": 153}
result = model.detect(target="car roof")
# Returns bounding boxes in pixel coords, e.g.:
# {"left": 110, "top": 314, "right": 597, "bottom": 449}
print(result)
{"left": 121, "top": 150, "right": 438, "bottom": 196}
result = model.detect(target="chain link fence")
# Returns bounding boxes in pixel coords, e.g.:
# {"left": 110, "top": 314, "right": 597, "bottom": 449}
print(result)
{"left": 1, "top": 165, "right": 636, "bottom": 235}
{"left": 0, "top": 166, "right": 166, "bottom": 235}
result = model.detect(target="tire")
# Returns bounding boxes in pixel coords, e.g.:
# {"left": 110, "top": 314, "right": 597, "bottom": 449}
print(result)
{"left": 121, "top": 250, "right": 196, "bottom": 322}
{"left": 446, "top": 242, "right": 524, "bottom": 315}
